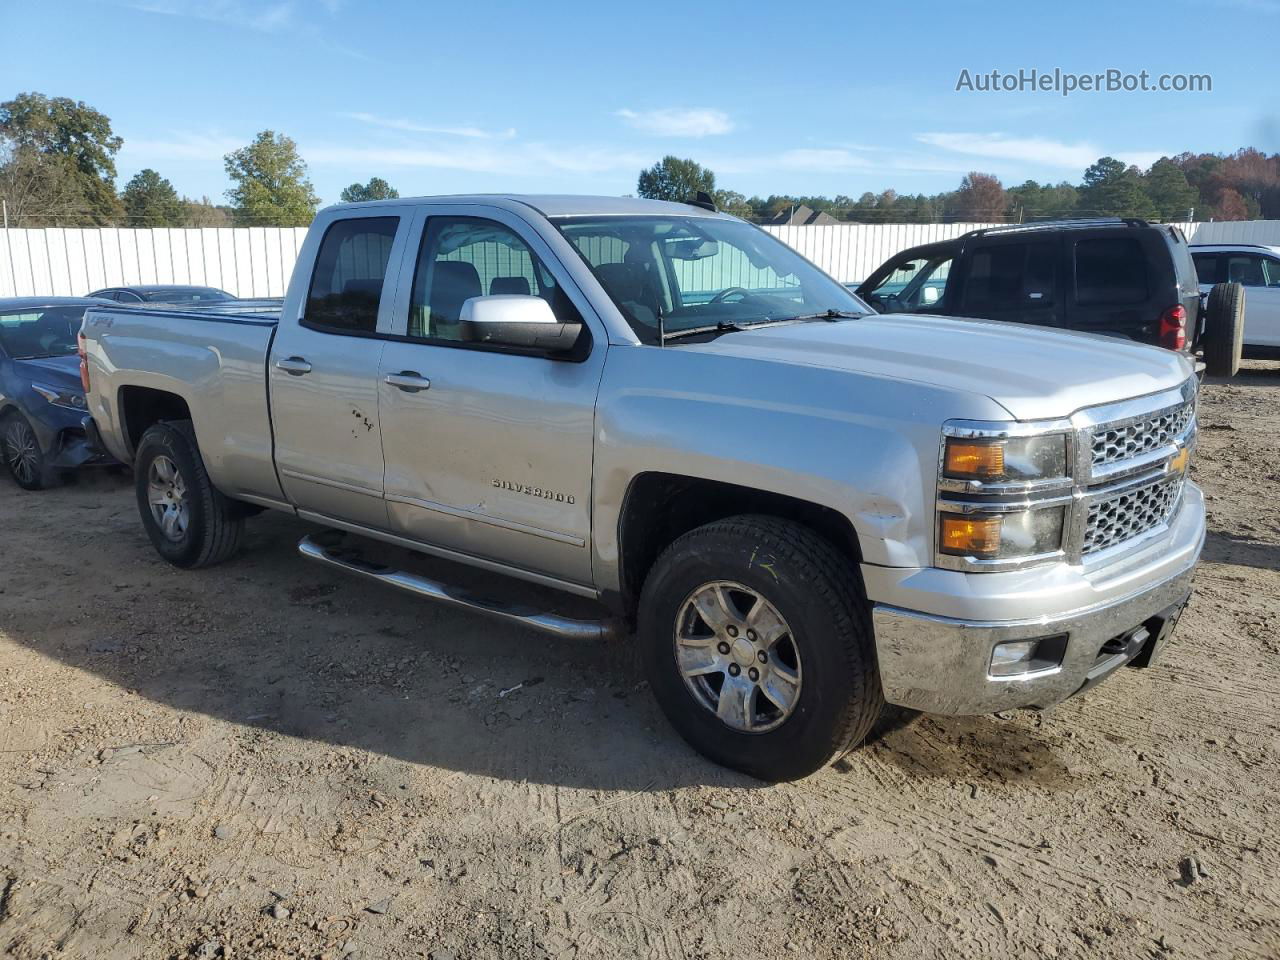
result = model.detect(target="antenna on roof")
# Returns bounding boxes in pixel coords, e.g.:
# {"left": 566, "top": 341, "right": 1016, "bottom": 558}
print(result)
{"left": 687, "top": 191, "right": 717, "bottom": 212}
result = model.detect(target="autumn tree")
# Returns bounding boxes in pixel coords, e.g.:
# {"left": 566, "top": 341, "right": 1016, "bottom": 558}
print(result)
{"left": 949, "top": 172, "right": 1006, "bottom": 221}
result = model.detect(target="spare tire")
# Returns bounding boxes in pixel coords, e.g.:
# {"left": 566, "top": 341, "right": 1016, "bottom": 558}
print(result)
{"left": 1203, "top": 282, "right": 1245, "bottom": 378}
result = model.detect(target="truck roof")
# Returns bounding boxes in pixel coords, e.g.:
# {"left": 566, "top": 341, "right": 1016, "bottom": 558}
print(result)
{"left": 325, "top": 194, "right": 735, "bottom": 220}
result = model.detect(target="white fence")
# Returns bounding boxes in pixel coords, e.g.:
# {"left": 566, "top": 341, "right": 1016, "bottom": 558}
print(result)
{"left": 3, "top": 220, "right": 1280, "bottom": 299}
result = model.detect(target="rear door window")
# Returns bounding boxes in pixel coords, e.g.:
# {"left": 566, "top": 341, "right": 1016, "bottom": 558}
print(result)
{"left": 962, "top": 242, "right": 1057, "bottom": 311}
{"left": 304, "top": 216, "right": 400, "bottom": 333}
{"left": 1191, "top": 253, "right": 1220, "bottom": 285}
{"left": 1074, "top": 238, "right": 1149, "bottom": 305}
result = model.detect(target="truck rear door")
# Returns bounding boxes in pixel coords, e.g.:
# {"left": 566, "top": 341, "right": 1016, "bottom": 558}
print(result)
{"left": 268, "top": 209, "right": 416, "bottom": 528}
{"left": 373, "top": 204, "right": 606, "bottom": 589}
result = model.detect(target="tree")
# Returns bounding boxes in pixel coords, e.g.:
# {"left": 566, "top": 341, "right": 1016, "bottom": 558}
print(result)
{"left": 339, "top": 176, "right": 399, "bottom": 203}
{"left": 1006, "top": 180, "right": 1079, "bottom": 221}
{"left": 949, "top": 172, "right": 1006, "bottom": 221}
{"left": 0, "top": 91, "right": 123, "bottom": 224}
{"left": 0, "top": 141, "right": 86, "bottom": 226}
{"left": 712, "top": 189, "right": 752, "bottom": 218}
{"left": 224, "top": 131, "right": 320, "bottom": 226}
{"left": 636, "top": 156, "right": 716, "bottom": 202}
{"left": 1141, "top": 158, "right": 1197, "bottom": 221}
{"left": 1079, "top": 157, "right": 1157, "bottom": 219}
{"left": 120, "top": 168, "right": 184, "bottom": 226}
{"left": 182, "top": 196, "right": 233, "bottom": 226}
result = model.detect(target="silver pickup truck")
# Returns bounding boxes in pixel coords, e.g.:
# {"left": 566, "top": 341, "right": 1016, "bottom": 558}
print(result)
{"left": 81, "top": 195, "right": 1205, "bottom": 781}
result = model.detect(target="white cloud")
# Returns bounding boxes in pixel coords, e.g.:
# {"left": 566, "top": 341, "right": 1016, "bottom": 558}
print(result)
{"left": 616, "top": 108, "right": 734, "bottom": 138}
{"left": 916, "top": 132, "right": 1165, "bottom": 172}
{"left": 302, "top": 142, "right": 646, "bottom": 177}
{"left": 121, "top": 132, "right": 243, "bottom": 162}
{"left": 126, "top": 0, "right": 296, "bottom": 32}
{"left": 341, "top": 113, "right": 516, "bottom": 140}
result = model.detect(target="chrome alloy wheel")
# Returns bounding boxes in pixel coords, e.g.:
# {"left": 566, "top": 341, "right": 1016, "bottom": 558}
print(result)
{"left": 3, "top": 419, "right": 40, "bottom": 486}
{"left": 674, "top": 581, "right": 802, "bottom": 733}
{"left": 147, "top": 455, "right": 189, "bottom": 542}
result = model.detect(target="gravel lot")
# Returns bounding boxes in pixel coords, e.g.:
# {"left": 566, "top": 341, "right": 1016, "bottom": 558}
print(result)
{"left": 1, "top": 364, "right": 1277, "bottom": 960}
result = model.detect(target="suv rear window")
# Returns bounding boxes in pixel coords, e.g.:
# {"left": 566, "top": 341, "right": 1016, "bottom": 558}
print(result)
{"left": 1074, "top": 238, "right": 1148, "bottom": 305}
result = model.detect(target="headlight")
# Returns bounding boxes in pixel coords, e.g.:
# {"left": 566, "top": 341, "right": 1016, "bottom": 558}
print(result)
{"left": 942, "top": 434, "right": 1067, "bottom": 484}
{"left": 937, "top": 420, "right": 1073, "bottom": 570}
{"left": 31, "top": 383, "right": 87, "bottom": 411}
{"left": 939, "top": 506, "right": 1066, "bottom": 560}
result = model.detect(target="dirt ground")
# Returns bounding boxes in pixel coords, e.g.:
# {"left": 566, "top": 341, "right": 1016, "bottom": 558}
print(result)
{"left": 1, "top": 365, "right": 1277, "bottom": 960}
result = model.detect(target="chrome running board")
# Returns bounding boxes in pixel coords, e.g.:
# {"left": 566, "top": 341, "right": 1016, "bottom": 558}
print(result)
{"left": 297, "top": 533, "right": 618, "bottom": 642}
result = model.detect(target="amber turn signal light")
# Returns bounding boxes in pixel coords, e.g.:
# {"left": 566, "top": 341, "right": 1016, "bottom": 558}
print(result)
{"left": 944, "top": 440, "right": 1005, "bottom": 480}
{"left": 939, "top": 514, "right": 1003, "bottom": 557}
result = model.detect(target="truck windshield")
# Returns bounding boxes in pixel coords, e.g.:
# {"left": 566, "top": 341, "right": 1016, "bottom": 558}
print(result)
{"left": 554, "top": 215, "right": 869, "bottom": 344}
{"left": 0, "top": 306, "right": 87, "bottom": 359}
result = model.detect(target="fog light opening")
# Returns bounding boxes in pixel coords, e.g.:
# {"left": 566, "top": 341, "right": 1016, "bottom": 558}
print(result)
{"left": 989, "top": 634, "right": 1068, "bottom": 678}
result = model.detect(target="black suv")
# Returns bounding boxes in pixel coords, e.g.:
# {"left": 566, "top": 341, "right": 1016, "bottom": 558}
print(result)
{"left": 855, "top": 219, "right": 1245, "bottom": 376}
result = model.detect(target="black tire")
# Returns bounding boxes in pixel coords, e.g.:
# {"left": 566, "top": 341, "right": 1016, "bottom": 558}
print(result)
{"left": 638, "top": 515, "right": 883, "bottom": 782}
{"left": 134, "top": 419, "right": 244, "bottom": 568}
{"left": 1203, "top": 282, "right": 1245, "bottom": 378}
{"left": 1, "top": 412, "right": 60, "bottom": 491}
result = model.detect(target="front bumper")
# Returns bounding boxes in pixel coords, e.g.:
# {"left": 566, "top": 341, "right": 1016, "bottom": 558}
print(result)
{"left": 869, "top": 483, "right": 1205, "bottom": 715}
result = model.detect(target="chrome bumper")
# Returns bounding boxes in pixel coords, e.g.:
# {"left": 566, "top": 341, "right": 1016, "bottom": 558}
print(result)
{"left": 870, "top": 484, "right": 1205, "bottom": 715}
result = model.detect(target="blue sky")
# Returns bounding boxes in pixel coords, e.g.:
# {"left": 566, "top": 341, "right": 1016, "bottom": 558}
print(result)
{"left": 2, "top": 0, "right": 1277, "bottom": 206}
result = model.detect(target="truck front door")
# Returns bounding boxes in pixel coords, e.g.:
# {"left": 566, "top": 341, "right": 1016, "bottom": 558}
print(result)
{"left": 375, "top": 206, "right": 605, "bottom": 589}
{"left": 269, "top": 211, "right": 414, "bottom": 528}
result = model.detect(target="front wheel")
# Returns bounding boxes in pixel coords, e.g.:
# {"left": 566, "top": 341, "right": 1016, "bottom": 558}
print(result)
{"left": 2, "top": 413, "right": 60, "bottom": 491}
{"left": 134, "top": 420, "right": 244, "bottom": 568}
{"left": 639, "top": 515, "right": 883, "bottom": 781}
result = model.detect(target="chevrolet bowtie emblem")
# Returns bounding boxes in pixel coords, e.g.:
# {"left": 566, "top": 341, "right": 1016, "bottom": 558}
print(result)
{"left": 1169, "top": 447, "right": 1189, "bottom": 476}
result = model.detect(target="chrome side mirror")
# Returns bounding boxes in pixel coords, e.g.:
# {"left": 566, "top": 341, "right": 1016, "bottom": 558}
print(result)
{"left": 459, "top": 295, "right": 583, "bottom": 352}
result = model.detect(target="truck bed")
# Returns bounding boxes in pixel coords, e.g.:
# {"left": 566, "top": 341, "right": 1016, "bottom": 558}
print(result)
{"left": 82, "top": 301, "right": 284, "bottom": 507}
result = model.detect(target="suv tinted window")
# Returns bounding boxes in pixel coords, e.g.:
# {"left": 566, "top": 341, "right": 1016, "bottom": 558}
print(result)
{"left": 963, "top": 242, "right": 1056, "bottom": 310}
{"left": 1074, "top": 237, "right": 1148, "bottom": 305}
{"left": 1191, "top": 253, "right": 1220, "bottom": 285}
{"left": 305, "top": 217, "right": 399, "bottom": 333}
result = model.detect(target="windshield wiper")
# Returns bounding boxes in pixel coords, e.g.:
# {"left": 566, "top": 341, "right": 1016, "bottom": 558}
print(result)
{"left": 660, "top": 320, "right": 751, "bottom": 344}
{"left": 774, "top": 309, "right": 865, "bottom": 322}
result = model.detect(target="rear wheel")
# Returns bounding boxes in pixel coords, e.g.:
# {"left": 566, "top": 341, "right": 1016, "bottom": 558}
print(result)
{"left": 2, "top": 413, "right": 60, "bottom": 491}
{"left": 134, "top": 420, "right": 244, "bottom": 568}
{"left": 639, "top": 515, "right": 883, "bottom": 782}
{"left": 1203, "top": 282, "right": 1245, "bottom": 377}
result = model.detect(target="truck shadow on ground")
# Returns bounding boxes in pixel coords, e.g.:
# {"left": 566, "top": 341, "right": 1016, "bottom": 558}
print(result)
{"left": 3, "top": 471, "right": 1080, "bottom": 793}
{"left": 1202, "top": 528, "right": 1280, "bottom": 572}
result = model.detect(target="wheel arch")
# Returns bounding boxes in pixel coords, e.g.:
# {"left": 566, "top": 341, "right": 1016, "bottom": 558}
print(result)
{"left": 614, "top": 471, "right": 863, "bottom": 620}
{"left": 117, "top": 385, "right": 193, "bottom": 458}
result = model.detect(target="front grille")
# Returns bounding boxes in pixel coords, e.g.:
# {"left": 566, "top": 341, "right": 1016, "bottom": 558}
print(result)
{"left": 1091, "top": 400, "right": 1194, "bottom": 469}
{"left": 1083, "top": 476, "right": 1184, "bottom": 554}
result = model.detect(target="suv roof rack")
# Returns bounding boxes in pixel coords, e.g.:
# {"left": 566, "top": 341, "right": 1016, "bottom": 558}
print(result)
{"left": 963, "top": 217, "right": 1149, "bottom": 240}
{"left": 1189, "top": 242, "right": 1278, "bottom": 251}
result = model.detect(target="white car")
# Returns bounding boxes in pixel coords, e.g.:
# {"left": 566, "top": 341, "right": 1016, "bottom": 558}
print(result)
{"left": 1191, "top": 244, "right": 1280, "bottom": 359}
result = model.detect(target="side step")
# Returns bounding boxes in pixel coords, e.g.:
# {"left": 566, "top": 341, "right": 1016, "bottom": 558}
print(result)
{"left": 297, "top": 534, "right": 619, "bottom": 641}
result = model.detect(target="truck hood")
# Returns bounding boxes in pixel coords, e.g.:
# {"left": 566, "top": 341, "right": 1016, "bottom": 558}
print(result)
{"left": 686, "top": 314, "right": 1193, "bottom": 421}
{"left": 11, "top": 355, "right": 83, "bottom": 392}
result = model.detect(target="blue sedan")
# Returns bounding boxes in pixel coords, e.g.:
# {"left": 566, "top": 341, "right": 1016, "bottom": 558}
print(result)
{"left": 0, "top": 297, "right": 115, "bottom": 489}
